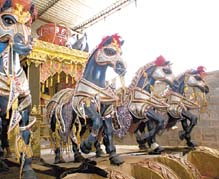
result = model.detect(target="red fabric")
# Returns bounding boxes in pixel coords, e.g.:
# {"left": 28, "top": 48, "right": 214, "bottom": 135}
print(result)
{"left": 154, "top": 55, "right": 166, "bottom": 66}
{"left": 197, "top": 66, "right": 205, "bottom": 73}
{"left": 97, "top": 33, "right": 122, "bottom": 49}
{"left": 197, "top": 66, "right": 206, "bottom": 78}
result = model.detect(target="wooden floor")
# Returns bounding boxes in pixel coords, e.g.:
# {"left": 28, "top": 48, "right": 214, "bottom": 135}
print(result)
{"left": 0, "top": 145, "right": 197, "bottom": 179}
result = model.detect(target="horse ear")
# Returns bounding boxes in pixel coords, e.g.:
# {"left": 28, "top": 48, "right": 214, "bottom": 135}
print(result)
{"left": 84, "top": 32, "right": 87, "bottom": 40}
{"left": 1, "top": 0, "right": 12, "bottom": 11}
{"left": 120, "top": 40, "right": 124, "bottom": 46}
{"left": 102, "top": 37, "right": 113, "bottom": 47}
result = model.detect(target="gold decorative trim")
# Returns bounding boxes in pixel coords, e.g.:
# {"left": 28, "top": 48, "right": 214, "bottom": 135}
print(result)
{"left": 195, "top": 146, "right": 219, "bottom": 158}
{"left": 22, "top": 39, "right": 88, "bottom": 66}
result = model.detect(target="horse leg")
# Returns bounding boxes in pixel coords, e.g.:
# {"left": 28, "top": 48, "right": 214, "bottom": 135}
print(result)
{"left": 80, "top": 104, "right": 103, "bottom": 154}
{"left": 80, "top": 116, "right": 102, "bottom": 154}
{"left": 0, "top": 116, "right": 9, "bottom": 172}
{"left": 71, "top": 139, "right": 84, "bottom": 163}
{"left": 95, "top": 127, "right": 104, "bottom": 157}
{"left": 94, "top": 140, "right": 103, "bottom": 157}
{"left": 145, "top": 109, "right": 165, "bottom": 154}
{"left": 103, "top": 117, "right": 124, "bottom": 165}
{"left": 2, "top": 116, "right": 11, "bottom": 157}
{"left": 180, "top": 110, "right": 198, "bottom": 148}
{"left": 135, "top": 121, "right": 148, "bottom": 150}
{"left": 0, "top": 97, "right": 9, "bottom": 171}
{"left": 19, "top": 107, "right": 37, "bottom": 179}
{"left": 69, "top": 123, "right": 84, "bottom": 163}
{"left": 49, "top": 114, "right": 65, "bottom": 164}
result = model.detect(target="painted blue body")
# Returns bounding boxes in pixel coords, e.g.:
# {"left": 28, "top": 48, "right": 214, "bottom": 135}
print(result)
{"left": 136, "top": 70, "right": 209, "bottom": 148}
{"left": 48, "top": 35, "right": 126, "bottom": 165}
{"left": 79, "top": 36, "right": 126, "bottom": 164}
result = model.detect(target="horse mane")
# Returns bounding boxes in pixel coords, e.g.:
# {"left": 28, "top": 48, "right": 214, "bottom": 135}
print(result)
{"left": 175, "top": 69, "right": 193, "bottom": 82}
{"left": 80, "top": 46, "right": 101, "bottom": 80}
{"left": 128, "top": 61, "right": 155, "bottom": 90}
{"left": 175, "top": 70, "right": 192, "bottom": 93}
{"left": 175, "top": 72, "right": 185, "bottom": 81}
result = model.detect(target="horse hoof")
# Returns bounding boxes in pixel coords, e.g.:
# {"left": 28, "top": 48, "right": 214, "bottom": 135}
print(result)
{"left": 179, "top": 130, "right": 186, "bottom": 140}
{"left": 0, "top": 160, "right": 9, "bottom": 172}
{"left": 138, "top": 144, "right": 148, "bottom": 151}
{"left": 80, "top": 141, "right": 91, "bottom": 154}
{"left": 54, "top": 156, "right": 65, "bottom": 164}
{"left": 74, "top": 152, "right": 84, "bottom": 163}
{"left": 187, "top": 141, "right": 197, "bottom": 148}
{"left": 96, "top": 149, "right": 104, "bottom": 158}
{"left": 109, "top": 153, "right": 124, "bottom": 166}
{"left": 149, "top": 146, "right": 164, "bottom": 155}
{"left": 22, "top": 169, "right": 37, "bottom": 179}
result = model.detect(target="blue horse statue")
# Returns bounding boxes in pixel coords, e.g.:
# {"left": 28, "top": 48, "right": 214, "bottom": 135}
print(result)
{"left": 47, "top": 34, "right": 126, "bottom": 165}
{"left": 135, "top": 66, "right": 209, "bottom": 149}
{"left": 67, "top": 32, "right": 89, "bottom": 52}
{"left": 0, "top": 0, "right": 37, "bottom": 178}
{"left": 116, "top": 56, "right": 175, "bottom": 154}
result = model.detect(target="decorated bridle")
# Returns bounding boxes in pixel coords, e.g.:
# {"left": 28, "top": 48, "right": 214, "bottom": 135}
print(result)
{"left": 183, "top": 66, "right": 209, "bottom": 111}
{"left": 168, "top": 66, "right": 209, "bottom": 112}
{"left": 95, "top": 33, "right": 123, "bottom": 67}
{"left": 0, "top": 0, "right": 37, "bottom": 43}
{"left": 73, "top": 34, "right": 126, "bottom": 119}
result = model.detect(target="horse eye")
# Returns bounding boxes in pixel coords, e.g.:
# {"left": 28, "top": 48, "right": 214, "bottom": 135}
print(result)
{"left": 2, "top": 14, "right": 16, "bottom": 26}
{"left": 194, "top": 75, "right": 202, "bottom": 81}
{"left": 163, "top": 68, "right": 172, "bottom": 74}
{"left": 103, "top": 48, "right": 117, "bottom": 56}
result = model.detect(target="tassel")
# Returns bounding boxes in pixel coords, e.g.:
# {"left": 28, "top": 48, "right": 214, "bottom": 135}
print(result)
{"left": 46, "top": 79, "right": 49, "bottom": 88}
{"left": 6, "top": 111, "right": 10, "bottom": 119}
{"left": 76, "top": 120, "right": 81, "bottom": 145}
{"left": 72, "top": 76, "right": 74, "bottom": 84}
{"left": 42, "top": 84, "right": 45, "bottom": 93}
{"left": 70, "top": 64, "right": 73, "bottom": 77}
{"left": 66, "top": 75, "right": 68, "bottom": 84}
{"left": 12, "top": 98, "right": 18, "bottom": 110}
{"left": 58, "top": 73, "right": 60, "bottom": 83}
{"left": 50, "top": 77, "right": 53, "bottom": 87}
{"left": 74, "top": 63, "right": 77, "bottom": 74}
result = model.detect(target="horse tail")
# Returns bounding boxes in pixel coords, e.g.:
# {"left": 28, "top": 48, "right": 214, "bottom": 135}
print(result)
{"left": 46, "top": 88, "right": 75, "bottom": 151}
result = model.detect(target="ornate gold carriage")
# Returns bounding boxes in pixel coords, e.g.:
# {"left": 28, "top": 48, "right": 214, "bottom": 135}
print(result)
{"left": 17, "top": 39, "right": 88, "bottom": 157}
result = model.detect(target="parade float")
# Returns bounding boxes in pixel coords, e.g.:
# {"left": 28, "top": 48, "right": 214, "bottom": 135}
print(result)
{"left": 0, "top": 0, "right": 219, "bottom": 179}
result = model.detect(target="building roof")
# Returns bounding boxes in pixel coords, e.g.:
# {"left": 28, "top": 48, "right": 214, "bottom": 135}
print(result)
{"left": 33, "top": 0, "right": 134, "bottom": 34}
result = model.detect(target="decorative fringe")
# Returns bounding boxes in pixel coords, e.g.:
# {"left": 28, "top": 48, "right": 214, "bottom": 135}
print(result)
{"left": 72, "top": 76, "right": 74, "bottom": 84}
{"left": 12, "top": 98, "right": 18, "bottom": 110}
{"left": 42, "top": 83, "right": 45, "bottom": 93}
{"left": 58, "top": 73, "right": 60, "bottom": 83}
{"left": 66, "top": 75, "right": 68, "bottom": 84}
{"left": 50, "top": 77, "right": 53, "bottom": 87}
{"left": 6, "top": 111, "right": 10, "bottom": 119}
{"left": 74, "top": 63, "right": 77, "bottom": 73}
{"left": 46, "top": 79, "right": 49, "bottom": 88}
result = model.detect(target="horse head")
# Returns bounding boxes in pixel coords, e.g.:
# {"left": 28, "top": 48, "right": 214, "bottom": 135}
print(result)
{"left": 0, "top": 0, "right": 37, "bottom": 55}
{"left": 69, "top": 32, "right": 89, "bottom": 52}
{"left": 172, "top": 66, "right": 209, "bottom": 110}
{"left": 95, "top": 34, "right": 126, "bottom": 75}
{"left": 185, "top": 66, "right": 209, "bottom": 94}
{"left": 83, "top": 34, "right": 126, "bottom": 87}
{"left": 131, "top": 55, "right": 174, "bottom": 93}
{"left": 150, "top": 55, "right": 175, "bottom": 86}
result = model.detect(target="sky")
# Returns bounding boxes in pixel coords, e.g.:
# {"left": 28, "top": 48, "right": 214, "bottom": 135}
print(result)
{"left": 86, "top": 0, "right": 219, "bottom": 86}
